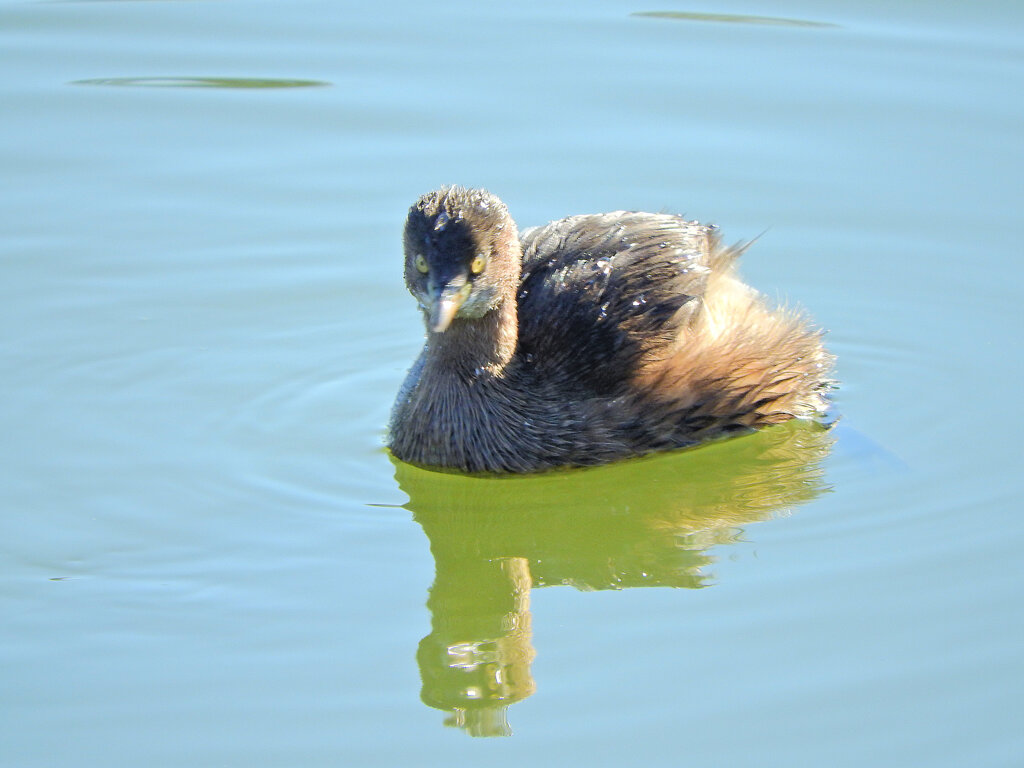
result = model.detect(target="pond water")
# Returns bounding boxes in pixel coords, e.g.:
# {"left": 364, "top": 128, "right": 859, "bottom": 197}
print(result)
{"left": 2, "top": 0, "right": 1022, "bottom": 765}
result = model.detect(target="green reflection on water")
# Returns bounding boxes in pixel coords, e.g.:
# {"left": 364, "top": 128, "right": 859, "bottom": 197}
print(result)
{"left": 70, "top": 77, "right": 328, "bottom": 89}
{"left": 631, "top": 11, "right": 838, "bottom": 29}
{"left": 393, "top": 421, "right": 833, "bottom": 736}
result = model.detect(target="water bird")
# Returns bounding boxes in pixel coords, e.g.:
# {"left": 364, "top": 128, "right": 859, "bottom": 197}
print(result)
{"left": 388, "top": 186, "right": 834, "bottom": 473}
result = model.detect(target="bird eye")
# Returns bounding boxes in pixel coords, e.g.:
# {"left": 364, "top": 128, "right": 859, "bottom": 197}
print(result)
{"left": 414, "top": 254, "right": 429, "bottom": 274}
{"left": 470, "top": 254, "right": 487, "bottom": 275}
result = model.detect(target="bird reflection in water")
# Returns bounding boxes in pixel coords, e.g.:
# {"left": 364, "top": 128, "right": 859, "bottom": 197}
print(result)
{"left": 392, "top": 420, "right": 833, "bottom": 737}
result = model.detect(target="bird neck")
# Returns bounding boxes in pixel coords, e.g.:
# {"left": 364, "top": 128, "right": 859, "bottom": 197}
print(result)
{"left": 427, "top": 294, "right": 518, "bottom": 376}
{"left": 425, "top": 225, "right": 522, "bottom": 377}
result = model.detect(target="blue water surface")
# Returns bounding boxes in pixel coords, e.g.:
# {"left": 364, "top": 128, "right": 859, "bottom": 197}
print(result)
{"left": 1, "top": 0, "right": 1022, "bottom": 765}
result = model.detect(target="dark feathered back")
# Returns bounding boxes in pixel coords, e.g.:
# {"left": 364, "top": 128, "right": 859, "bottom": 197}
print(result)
{"left": 516, "top": 213, "right": 713, "bottom": 394}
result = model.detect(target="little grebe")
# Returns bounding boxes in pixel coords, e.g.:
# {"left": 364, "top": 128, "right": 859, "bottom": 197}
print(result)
{"left": 389, "top": 186, "right": 834, "bottom": 473}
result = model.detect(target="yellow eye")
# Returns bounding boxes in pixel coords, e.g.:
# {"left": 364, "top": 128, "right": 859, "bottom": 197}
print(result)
{"left": 414, "top": 254, "right": 429, "bottom": 274}
{"left": 470, "top": 254, "right": 487, "bottom": 275}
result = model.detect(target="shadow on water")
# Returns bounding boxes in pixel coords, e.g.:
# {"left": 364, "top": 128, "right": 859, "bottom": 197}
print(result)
{"left": 392, "top": 420, "right": 834, "bottom": 737}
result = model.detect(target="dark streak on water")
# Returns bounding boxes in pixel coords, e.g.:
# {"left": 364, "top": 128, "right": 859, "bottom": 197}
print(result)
{"left": 71, "top": 77, "right": 329, "bottom": 89}
{"left": 631, "top": 11, "right": 839, "bottom": 29}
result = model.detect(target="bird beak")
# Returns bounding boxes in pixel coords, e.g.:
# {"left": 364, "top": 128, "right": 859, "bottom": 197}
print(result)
{"left": 428, "top": 280, "right": 471, "bottom": 333}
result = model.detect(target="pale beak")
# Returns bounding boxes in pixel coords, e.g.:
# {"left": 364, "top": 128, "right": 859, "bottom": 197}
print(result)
{"left": 428, "top": 280, "right": 471, "bottom": 333}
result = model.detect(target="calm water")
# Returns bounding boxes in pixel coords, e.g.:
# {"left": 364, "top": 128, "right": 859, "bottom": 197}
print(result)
{"left": 2, "top": 0, "right": 1022, "bottom": 764}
